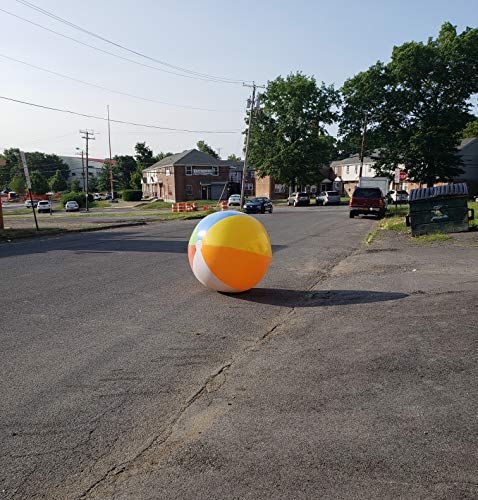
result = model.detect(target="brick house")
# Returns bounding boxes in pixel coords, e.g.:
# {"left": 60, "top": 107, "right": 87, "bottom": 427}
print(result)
{"left": 255, "top": 176, "right": 287, "bottom": 200}
{"left": 142, "top": 149, "right": 233, "bottom": 202}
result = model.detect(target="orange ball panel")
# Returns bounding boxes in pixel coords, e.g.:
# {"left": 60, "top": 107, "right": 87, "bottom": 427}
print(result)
{"left": 201, "top": 244, "right": 271, "bottom": 292}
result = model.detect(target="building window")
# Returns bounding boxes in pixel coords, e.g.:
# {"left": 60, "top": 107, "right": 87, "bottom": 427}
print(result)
{"left": 185, "top": 184, "right": 193, "bottom": 196}
{"left": 212, "top": 166, "right": 219, "bottom": 176}
{"left": 166, "top": 168, "right": 171, "bottom": 176}
{"left": 186, "top": 166, "right": 192, "bottom": 176}
{"left": 274, "top": 184, "right": 285, "bottom": 193}
{"left": 72, "top": 172, "right": 76, "bottom": 176}
{"left": 346, "top": 166, "right": 350, "bottom": 174}
{"left": 355, "top": 165, "right": 358, "bottom": 174}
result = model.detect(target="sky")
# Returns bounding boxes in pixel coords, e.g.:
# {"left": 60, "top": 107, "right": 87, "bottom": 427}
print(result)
{"left": 0, "top": 0, "right": 476, "bottom": 160}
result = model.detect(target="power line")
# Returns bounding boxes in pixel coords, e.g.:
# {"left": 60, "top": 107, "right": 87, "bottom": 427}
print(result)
{"left": 0, "top": 53, "right": 241, "bottom": 113}
{"left": 15, "top": 0, "right": 248, "bottom": 84}
{"left": 1, "top": 6, "right": 244, "bottom": 85}
{"left": 0, "top": 95, "right": 241, "bottom": 134}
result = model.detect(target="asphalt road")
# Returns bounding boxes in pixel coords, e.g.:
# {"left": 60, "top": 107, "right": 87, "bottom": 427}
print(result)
{"left": 0, "top": 206, "right": 376, "bottom": 499}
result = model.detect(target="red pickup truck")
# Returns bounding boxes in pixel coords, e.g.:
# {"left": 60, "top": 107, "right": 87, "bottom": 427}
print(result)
{"left": 349, "top": 187, "right": 387, "bottom": 219}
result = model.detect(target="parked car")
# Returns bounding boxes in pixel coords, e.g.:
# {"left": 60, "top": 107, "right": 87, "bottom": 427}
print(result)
{"left": 24, "top": 199, "right": 39, "bottom": 208}
{"left": 243, "top": 197, "right": 273, "bottom": 214}
{"left": 287, "top": 192, "right": 310, "bottom": 207}
{"left": 93, "top": 193, "right": 102, "bottom": 201}
{"left": 316, "top": 190, "right": 340, "bottom": 206}
{"left": 37, "top": 200, "right": 51, "bottom": 213}
{"left": 387, "top": 190, "right": 409, "bottom": 204}
{"left": 349, "top": 187, "right": 386, "bottom": 219}
{"left": 65, "top": 201, "right": 80, "bottom": 212}
{"left": 228, "top": 194, "right": 241, "bottom": 206}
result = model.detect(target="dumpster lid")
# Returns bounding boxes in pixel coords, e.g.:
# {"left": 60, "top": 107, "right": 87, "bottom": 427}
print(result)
{"left": 409, "top": 183, "right": 468, "bottom": 202}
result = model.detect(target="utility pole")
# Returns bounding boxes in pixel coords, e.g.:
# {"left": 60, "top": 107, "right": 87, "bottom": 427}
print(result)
{"left": 359, "top": 111, "right": 368, "bottom": 179}
{"left": 0, "top": 194, "right": 3, "bottom": 230}
{"left": 241, "top": 82, "right": 264, "bottom": 208}
{"left": 107, "top": 105, "right": 114, "bottom": 200}
{"left": 80, "top": 129, "right": 95, "bottom": 212}
{"left": 20, "top": 151, "right": 39, "bottom": 231}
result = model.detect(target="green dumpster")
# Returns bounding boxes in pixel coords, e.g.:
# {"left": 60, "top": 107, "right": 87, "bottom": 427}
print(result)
{"left": 406, "top": 183, "right": 475, "bottom": 237}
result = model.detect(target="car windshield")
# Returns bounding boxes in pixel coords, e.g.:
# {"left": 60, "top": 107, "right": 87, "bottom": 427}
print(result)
{"left": 248, "top": 198, "right": 262, "bottom": 203}
{"left": 353, "top": 188, "right": 382, "bottom": 198}
{"left": 326, "top": 191, "right": 339, "bottom": 196}
{"left": 38, "top": 201, "right": 49, "bottom": 205}
{"left": 397, "top": 190, "right": 408, "bottom": 194}
{"left": 298, "top": 192, "right": 309, "bottom": 197}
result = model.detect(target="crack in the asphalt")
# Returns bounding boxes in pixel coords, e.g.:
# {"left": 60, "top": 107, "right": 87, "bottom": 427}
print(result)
{"left": 78, "top": 246, "right": 360, "bottom": 498}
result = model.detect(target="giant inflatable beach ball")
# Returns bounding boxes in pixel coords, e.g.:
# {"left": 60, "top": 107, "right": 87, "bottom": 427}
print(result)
{"left": 188, "top": 211, "right": 272, "bottom": 293}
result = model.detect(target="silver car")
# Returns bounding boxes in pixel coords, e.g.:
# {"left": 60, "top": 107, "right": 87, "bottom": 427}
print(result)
{"left": 316, "top": 191, "right": 340, "bottom": 206}
{"left": 287, "top": 192, "right": 310, "bottom": 206}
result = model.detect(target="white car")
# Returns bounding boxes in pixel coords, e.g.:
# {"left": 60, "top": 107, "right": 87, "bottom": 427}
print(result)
{"left": 37, "top": 200, "right": 51, "bottom": 213}
{"left": 65, "top": 201, "right": 80, "bottom": 212}
{"left": 228, "top": 194, "right": 241, "bottom": 206}
{"left": 24, "top": 199, "right": 39, "bottom": 208}
{"left": 93, "top": 193, "right": 102, "bottom": 201}
{"left": 316, "top": 191, "right": 340, "bottom": 206}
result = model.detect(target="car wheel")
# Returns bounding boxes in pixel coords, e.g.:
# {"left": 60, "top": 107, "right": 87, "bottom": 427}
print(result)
{"left": 349, "top": 211, "right": 355, "bottom": 218}
{"left": 293, "top": 201, "right": 297, "bottom": 207}
{"left": 269, "top": 207, "right": 273, "bottom": 213}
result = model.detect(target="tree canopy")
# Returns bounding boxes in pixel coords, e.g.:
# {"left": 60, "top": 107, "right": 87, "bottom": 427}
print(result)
{"left": 196, "top": 140, "right": 219, "bottom": 159}
{"left": 339, "top": 23, "right": 478, "bottom": 184}
{"left": 227, "top": 153, "right": 242, "bottom": 162}
{"left": 248, "top": 72, "right": 339, "bottom": 187}
{"left": 2, "top": 148, "right": 69, "bottom": 190}
{"left": 462, "top": 119, "right": 478, "bottom": 138}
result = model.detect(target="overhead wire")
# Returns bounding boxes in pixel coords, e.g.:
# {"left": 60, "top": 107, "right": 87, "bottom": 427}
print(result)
{"left": 15, "top": 0, "right": 249, "bottom": 84}
{"left": 0, "top": 7, "right": 241, "bottom": 84}
{"left": 0, "top": 53, "right": 242, "bottom": 113}
{"left": 0, "top": 95, "right": 241, "bottom": 134}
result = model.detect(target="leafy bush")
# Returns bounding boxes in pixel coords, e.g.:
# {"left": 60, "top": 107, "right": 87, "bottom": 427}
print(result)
{"left": 61, "top": 192, "right": 93, "bottom": 208}
{"left": 122, "top": 190, "right": 142, "bottom": 201}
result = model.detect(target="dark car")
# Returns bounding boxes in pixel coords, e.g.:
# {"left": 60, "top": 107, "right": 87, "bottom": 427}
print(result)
{"left": 243, "top": 197, "right": 273, "bottom": 214}
{"left": 349, "top": 187, "right": 386, "bottom": 219}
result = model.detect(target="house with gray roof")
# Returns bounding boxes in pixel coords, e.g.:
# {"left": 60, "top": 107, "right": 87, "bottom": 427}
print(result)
{"left": 142, "top": 149, "right": 237, "bottom": 201}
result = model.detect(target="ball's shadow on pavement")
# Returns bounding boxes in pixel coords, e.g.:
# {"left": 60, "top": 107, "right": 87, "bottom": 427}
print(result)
{"left": 230, "top": 288, "right": 408, "bottom": 307}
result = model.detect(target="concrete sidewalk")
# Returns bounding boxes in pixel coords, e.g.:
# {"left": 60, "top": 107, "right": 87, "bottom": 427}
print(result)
{"left": 87, "top": 229, "right": 478, "bottom": 499}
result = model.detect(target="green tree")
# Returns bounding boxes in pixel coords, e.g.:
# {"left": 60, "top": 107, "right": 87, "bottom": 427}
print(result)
{"left": 2, "top": 148, "right": 70, "bottom": 189}
{"left": 462, "top": 119, "right": 478, "bottom": 138}
{"left": 196, "top": 140, "right": 219, "bottom": 159}
{"left": 9, "top": 174, "right": 26, "bottom": 194}
{"left": 339, "top": 23, "right": 478, "bottom": 185}
{"left": 227, "top": 153, "right": 242, "bottom": 162}
{"left": 97, "top": 161, "right": 122, "bottom": 192}
{"left": 70, "top": 179, "right": 81, "bottom": 192}
{"left": 49, "top": 169, "right": 68, "bottom": 192}
{"left": 29, "top": 171, "right": 49, "bottom": 195}
{"left": 153, "top": 151, "right": 173, "bottom": 163}
{"left": 129, "top": 171, "right": 143, "bottom": 190}
{"left": 87, "top": 175, "right": 99, "bottom": 192}
{"left": 114, "top": 155, "right": 136, "bottom": 189}
{"left": 248, "top": 72, "right": 339, "bottom": 187}
{"left": 134, "top": 142, "right": 155, "bottom": 171}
